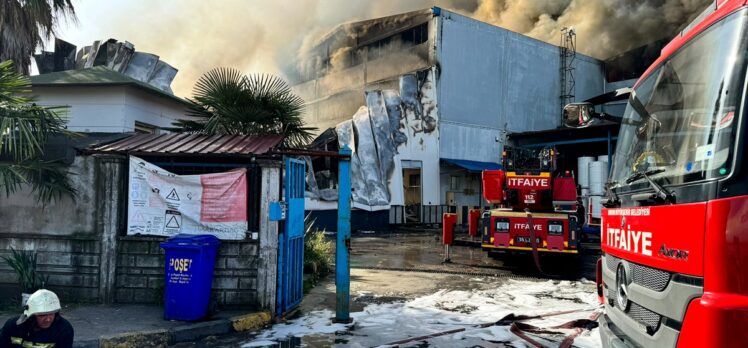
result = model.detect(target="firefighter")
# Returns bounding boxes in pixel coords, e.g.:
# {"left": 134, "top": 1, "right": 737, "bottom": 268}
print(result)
{"left": 0, "top": 289, "right": 74, "bottom": 348}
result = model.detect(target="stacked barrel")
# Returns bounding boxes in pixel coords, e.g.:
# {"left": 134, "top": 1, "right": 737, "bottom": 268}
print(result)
{"left": 577, "top": 155, "right": 609, "bottom": 224}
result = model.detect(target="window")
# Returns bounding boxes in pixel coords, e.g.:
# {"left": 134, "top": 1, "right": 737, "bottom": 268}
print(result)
{"left": 400, "top": 23, "right": 429, "bottom": 45}
{"left": 450, "top": 176, "right": 460, "bottom": 190}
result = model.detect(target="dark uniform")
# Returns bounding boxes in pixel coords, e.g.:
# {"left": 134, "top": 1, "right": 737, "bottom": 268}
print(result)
{"left": 0, "top": 314, "right": 74, "bottom": 348}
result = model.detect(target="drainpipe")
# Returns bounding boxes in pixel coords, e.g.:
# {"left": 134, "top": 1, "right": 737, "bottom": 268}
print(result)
{"left": 335, "top": 145, "right": 353, "bottom": 323}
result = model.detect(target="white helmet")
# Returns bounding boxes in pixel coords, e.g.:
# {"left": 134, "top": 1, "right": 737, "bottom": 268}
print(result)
{"left": 16, "top": 289, "right": 61, "bottom": 325}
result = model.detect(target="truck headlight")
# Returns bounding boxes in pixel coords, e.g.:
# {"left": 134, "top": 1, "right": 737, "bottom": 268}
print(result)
{"left": 548, "top": 221, "right": 563, "bottom": 235}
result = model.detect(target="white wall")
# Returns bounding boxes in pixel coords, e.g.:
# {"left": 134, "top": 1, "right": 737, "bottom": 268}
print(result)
{"left": 395, "top": 68, "right": 441, "bottom": 206}
{"left": 124, "top": 88, "right": 191, "bottom": 131}
{"left": 31, "top": 86, "right": 189, "bottom": 133}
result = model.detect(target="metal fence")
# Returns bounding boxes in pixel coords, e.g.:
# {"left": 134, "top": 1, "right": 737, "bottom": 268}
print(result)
{"left": 389, "top": 205, "right": 453, "bottom": 225}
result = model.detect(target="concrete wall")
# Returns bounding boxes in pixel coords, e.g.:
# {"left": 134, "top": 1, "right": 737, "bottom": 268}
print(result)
{"left": 0, "top": 156, "right": 98, "bottom": 236}
{"left": 0, "top": 155, "right": 279, "bottom": 311}
{"left": 115, "top": 237, "right": 260, "bottom": 308}
{"left": 0, "top": 235, "right": 102, "bottom": 303}
{"left": 31, "top": 86, "right": 189, "bottom": 133}
{"left": 0, "top": 155, "right": 119, "bottom": 304}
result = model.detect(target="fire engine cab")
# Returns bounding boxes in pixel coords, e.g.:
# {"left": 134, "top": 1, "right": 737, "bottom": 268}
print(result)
{"left": 563, "top": 0, "right": 748, "bottom": 346}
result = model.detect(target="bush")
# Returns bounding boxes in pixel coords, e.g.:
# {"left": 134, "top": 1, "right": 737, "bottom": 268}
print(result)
{"left": 2, "top": 248, "right": 47, "bottom": 293}
{"left": 303, "top": 214, "right": 332, "bottom": 281}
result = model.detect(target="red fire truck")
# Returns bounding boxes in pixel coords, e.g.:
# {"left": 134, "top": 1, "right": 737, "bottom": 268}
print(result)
{"left": 480, "top": 146, "right": 583, "bottom": 261}
{"left": 563, "top": 1, "right": 748, "bottom": 346}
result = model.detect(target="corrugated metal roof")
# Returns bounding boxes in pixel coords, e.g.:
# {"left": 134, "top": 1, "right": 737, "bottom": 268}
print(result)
{"left": 91, "top": 133, "right": 284, "bottom": 156}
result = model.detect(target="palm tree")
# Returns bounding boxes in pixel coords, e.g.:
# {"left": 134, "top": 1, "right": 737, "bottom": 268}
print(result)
{"left": 0, "top": 59, "right": 77, "bottom": 203}
{"left": 0, "top": 0, "right": 77, "bottom": 75}
{"left": 172, "top": 68, "right": 316, "bottom": 148}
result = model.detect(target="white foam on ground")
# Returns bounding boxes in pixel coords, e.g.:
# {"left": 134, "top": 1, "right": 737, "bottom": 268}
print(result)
{"left": 242, "top": 279, "right": 602, "bottom": 348}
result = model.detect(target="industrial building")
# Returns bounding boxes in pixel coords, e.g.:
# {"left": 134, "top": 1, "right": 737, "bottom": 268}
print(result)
{"left": 295, "top": 7, "right": 638, "bottom": 230}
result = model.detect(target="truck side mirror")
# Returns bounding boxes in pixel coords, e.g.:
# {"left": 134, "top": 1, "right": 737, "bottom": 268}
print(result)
{"left": 562, "top": 102, "right": 595, "bottom": 128}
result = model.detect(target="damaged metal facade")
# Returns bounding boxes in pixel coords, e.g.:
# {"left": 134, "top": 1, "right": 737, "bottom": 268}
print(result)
{"left": 295, "top": 7, "right": 613, "bottom": 226}
{"left": 30, "top": 38, "right": 190, "bottom": 134}
{"left": 35, "top": 38, "right": 178, "bottom": 94}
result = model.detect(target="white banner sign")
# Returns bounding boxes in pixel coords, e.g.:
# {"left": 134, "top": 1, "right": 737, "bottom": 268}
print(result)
{"left": 127, "top": 156, "right": 248, "bottom": 240}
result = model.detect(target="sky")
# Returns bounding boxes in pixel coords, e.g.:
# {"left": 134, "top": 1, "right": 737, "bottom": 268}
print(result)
{"left": 43, "top": 0, "right": 711, "bottom": 98}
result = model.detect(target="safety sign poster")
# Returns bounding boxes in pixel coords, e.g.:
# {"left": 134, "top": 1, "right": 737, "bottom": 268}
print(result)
{"left": 127, "top": 156, "right": 248, "bottom": 240}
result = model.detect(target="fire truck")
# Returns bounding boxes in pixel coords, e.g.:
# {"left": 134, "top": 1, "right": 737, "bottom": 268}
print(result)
{"left": 479, "top": 146, "right": 583, "bottom": 261}
{"left": 563, "top": 1, "right": 748, "bottom": 346}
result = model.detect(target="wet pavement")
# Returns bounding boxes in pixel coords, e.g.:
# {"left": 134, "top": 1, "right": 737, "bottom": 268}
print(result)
{"left": 348, "top": 231, "right": 598, "bottom": 280}
{"left": 172, "top": 231, "right": 601, "bottom": 347}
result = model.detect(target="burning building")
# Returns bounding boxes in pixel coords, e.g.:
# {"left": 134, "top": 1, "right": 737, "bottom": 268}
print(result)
{"left": 293, "top": 7, "right": 636, "bottom": 230}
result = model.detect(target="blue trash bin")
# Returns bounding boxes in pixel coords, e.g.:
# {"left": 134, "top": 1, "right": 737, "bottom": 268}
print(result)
{"left": 160, "top": 234, "right": 220, "bottom": 321}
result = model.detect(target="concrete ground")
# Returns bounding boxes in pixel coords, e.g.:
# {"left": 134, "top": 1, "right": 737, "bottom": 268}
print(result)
{"left": 174, "top": 231, "right": 599, "bottom": 347}
{"left": 0, "top": 302, "right": 261, "bottom": 347}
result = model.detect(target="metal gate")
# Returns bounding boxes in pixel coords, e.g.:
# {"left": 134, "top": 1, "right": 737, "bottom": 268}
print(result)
{"left": 276, "top": 158, "right": 305, "bottom": 316}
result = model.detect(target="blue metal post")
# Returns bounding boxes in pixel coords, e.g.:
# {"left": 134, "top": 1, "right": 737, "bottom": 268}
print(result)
{"left": 335, "top": 145, "right": 352, "bottom": 323}
{"left": 607, "top": 129, "right": 613, "bottom": 172}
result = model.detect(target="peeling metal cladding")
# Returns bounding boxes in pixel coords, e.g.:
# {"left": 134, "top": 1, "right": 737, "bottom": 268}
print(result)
{"left": 33, "top": 52, "right": 56, "bottom": 74}
{"left": 303, "top": 156, "right": 320, "bottom": 199}
{"left": 382, "top": 90, "right": 408, "bottom": 146}
{"left": 83, "top": 40, "right": 102, "bottom": 69}
{"left": 336, "top": 118, "right": 367, "bottom": 204}
{"left": 75, "top": 46, "right": 91, "bottom": 70}
{"left": 417, "top": 70, "right": 438, "bottom": 133}
{"left": 366, "top": 91, "right": 397, "bottom": 188}
{"left": 148, "top": 60, "right": 178, "bottom": 93}
{"left": 106, "top": 41, "right": 135, "bottom": 73}
{"left": 124, "top": 52, "right": 160, "bottom": 83}
{"left": 352, "top": 107, "right": 389, "bottom": 206}
{"left": 400, "top": 74, "right": 423, "bottom": 120}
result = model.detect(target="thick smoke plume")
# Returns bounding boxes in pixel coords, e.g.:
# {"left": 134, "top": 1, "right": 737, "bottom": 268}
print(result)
{"left": 472, "top": 0, "right": 712, "bottom": 59}
{"left": 71, "top": 0, "right": 710, "bottom": 97}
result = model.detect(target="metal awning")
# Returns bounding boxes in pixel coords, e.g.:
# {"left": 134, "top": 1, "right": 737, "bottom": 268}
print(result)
{"left": 87, "top": 133, "right": 284, "bottom": 157}
{"left": 441, "top": 158, "right": 501, "bottom": 172}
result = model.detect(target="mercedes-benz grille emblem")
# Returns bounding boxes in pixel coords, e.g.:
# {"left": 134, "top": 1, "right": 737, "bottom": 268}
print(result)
{"left": 616, "top": 263, "right": 630, "bottom": 311}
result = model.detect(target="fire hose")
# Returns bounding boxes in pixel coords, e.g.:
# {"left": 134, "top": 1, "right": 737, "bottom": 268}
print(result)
{"left": 525, "top": 208, "right": 547, "bottom": 276}
{"left": 382, "top": 307, "right": 601, "bottom": 347}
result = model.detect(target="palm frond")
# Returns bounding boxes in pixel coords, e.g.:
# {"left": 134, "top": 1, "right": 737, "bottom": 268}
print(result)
{"left": 173, "top": 68, "right": 317, "bottom": 146}
{"left": 0, "top": 60, "right": 31, "bottom": 105}
{"left": 0, "top": 160, "right": 77, "bottom": 203}
{"left": 0, "top": 1, "right": 77, "bottom": 74}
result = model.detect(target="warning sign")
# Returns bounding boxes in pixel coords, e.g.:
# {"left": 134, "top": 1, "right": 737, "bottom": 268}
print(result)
{"left": 127, "top": 156, "right": 248, "bottom": 240}
{"left": 163, "top": 210, "right": 182, "bottom": 234}
{"left": 166, "top": 188, "right": 180, "bottom": 201}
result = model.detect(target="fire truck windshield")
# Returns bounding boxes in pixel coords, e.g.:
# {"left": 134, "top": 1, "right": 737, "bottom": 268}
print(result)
{"left": 610, "top": 10, "right": 748, "bottom": 190}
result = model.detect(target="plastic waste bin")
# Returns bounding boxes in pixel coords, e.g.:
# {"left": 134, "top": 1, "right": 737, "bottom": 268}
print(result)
{"left": 160, "top": 234, "right": 220, "bottom": 321}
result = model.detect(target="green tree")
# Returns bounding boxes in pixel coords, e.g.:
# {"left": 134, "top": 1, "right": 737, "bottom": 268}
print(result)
{"left": 0, "top": 0, "right": 77, "bottom": 75}
{"left": 0, "top": 60, "right": 77, "bottom": 203}
{"left": 172, "top": 68, "right": 316, "bottom": 148}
